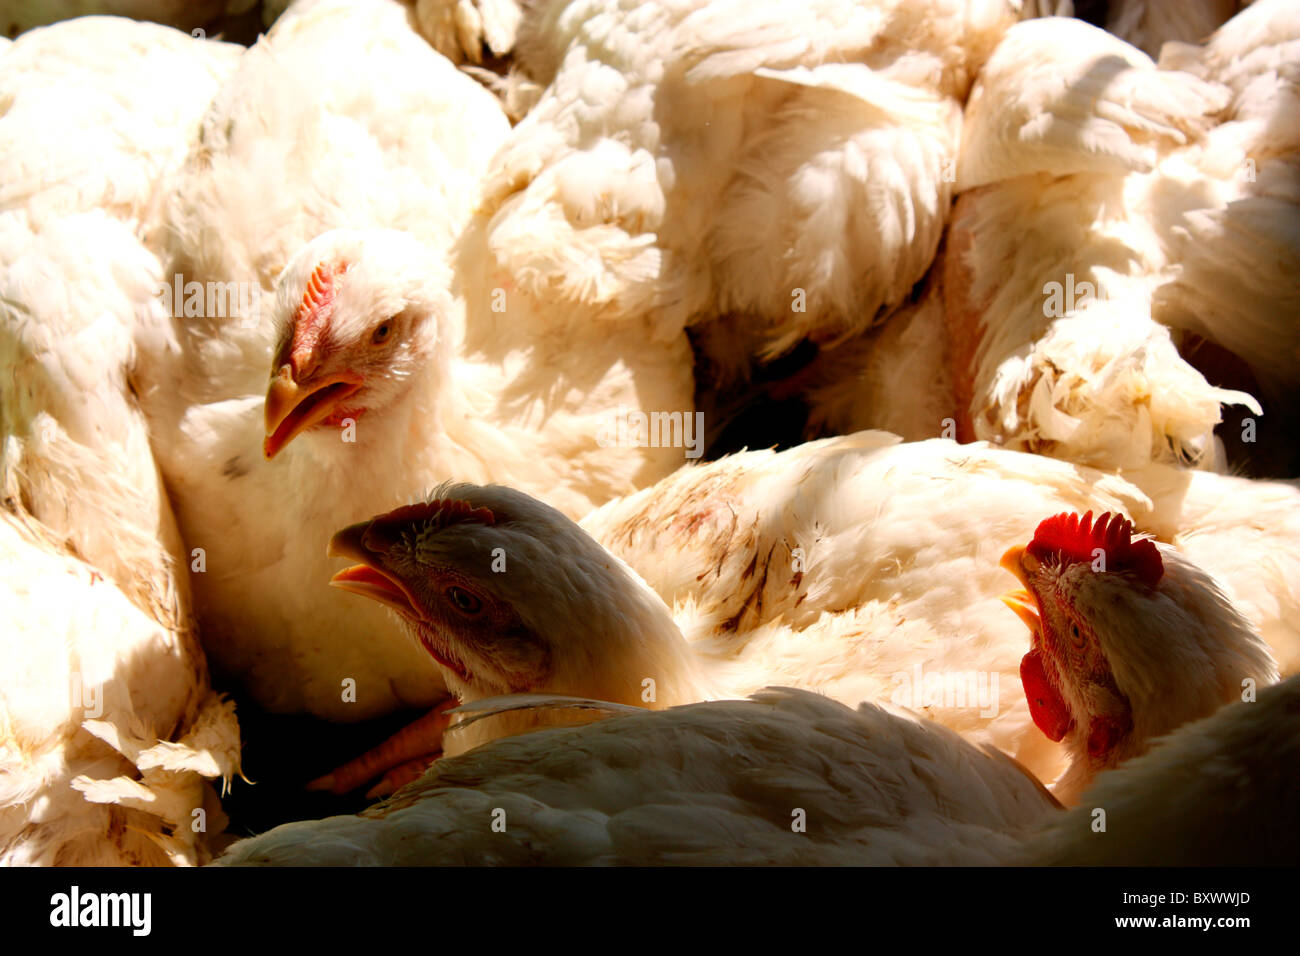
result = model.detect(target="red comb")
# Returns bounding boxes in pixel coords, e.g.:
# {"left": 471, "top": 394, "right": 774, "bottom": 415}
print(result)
{"left": 285, "top": 259, "right": 350, "bottom": 368}
{"left": 1026, "top": 511, "right": 1162, "bottom": 588}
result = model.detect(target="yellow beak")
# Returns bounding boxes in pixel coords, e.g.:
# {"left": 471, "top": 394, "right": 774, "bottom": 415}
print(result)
{"left": 263, "top": 365, "right": 363, "bottom": 459}
{"left": 999, "top": 545, "right": 1043, "bottom": 638}
{"left": 999, "top": 589, "right": 1041, "bottom": 637}
{"left": 999, "top": 545, "right": 1030, "bottom": 588}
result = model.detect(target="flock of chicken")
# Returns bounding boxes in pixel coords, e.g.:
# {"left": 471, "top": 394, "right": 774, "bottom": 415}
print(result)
{"left": 0, "top": 0, "right": 1297, "bottom": 867}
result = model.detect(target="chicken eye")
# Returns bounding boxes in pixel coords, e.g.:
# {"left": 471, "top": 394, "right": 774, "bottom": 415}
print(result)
{"left": 446, "top": 586, "right": 481, "bottom": 614}
{"left": 370, "top": 322, "right": 392, "bottom": 345}
{"left": 1069, "top": 622, "right": 1084, "bottom": 648}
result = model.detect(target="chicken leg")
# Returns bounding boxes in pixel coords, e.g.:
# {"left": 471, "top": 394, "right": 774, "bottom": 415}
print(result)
{"left": 307, "top": 699, "right": 457, "bottom": 798}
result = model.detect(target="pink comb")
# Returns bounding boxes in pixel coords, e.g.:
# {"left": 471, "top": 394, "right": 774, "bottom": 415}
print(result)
{"left": 1027, "top": 511, "right": 1163, "bottom": 588}
{"left": 285, "top": 259, "right": 350, "bottom": 369}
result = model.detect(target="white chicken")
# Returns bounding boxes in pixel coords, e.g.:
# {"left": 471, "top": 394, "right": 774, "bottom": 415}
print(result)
{"left": 154, "top": 0, "right": 504, "bottom": 359}
{"left": 1, "top": 17, "right": 242, "bottom": 569}
{"left": 0, "top": 16, "right": 241, "bottom": 234}
{"left": 1, "top": 19, "right": 224, "bottom": 632}
{"left": 0, "top": 16, "right": 244, "bottom": 865}
{"left": 229, "top": 676, "right": 1299, "bottom": 866}
{"left": 946, "top": 15, "right": 1265, "bottom": 471}
{"left": 310, "top": 435, "right": 1288, "bottom": 795}
{"left": 0, "top": 506, "right": 241, "bottom": 866}
{"left": 1122, "top": 463, "right": 1300, "bottom": 673}
{"left": 0, "top": 12, "right": 239, "bottom": 673}
{"left": 154, "top": 0, "right": 695, "bottom": 471}
{"left": 1, "top": 15, "right": 227, "bottom": 613}
{"left": 1, "top": 214, "right": 191, "bottom": 629}
{"left": 1149, "top": 0, "right": 1300, "bottom": 474}
{"left": 582, "top": 433, "right": 1299, "bottom": 728}
{"left": 217, "top": 688, "right": 1065, "bottom": 865}
{"left": 479, "top": 0, "right": 1030, "bottom": 381}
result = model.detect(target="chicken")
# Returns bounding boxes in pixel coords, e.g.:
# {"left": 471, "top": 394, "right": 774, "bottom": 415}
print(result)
{"left": 305, "top": 476, "right": 713, "bottom": 795}
{"left": 154, "top": 0, "right": 504, "bottom": 360}
{"left": 1, "top": 21, "right": 241, "bottom": 588}
{"left": 1, "top": 214, "right": 191, "bottom": 630}
{"left": 0, "top": 13, "right": 240, "bottom": 668}
{"left": 0, "top": 506, "right": 241, "bottom": 866}
{"left": 1149, "top": 0, "right": 1300, "bottom": 474}
{"left": 998, "top": 510, "right": 1273, "bottom": 803}
{"left": 313, "top": 440, "right": 1282, "bottom": 794}
{"left": 0, "top": 18, "right": 245, "bottom": 865}
{"left": 215, "top": 631, "right": 1290, "bottom": 866}
{"left": 217, "top": 688, "right": 1060, "bottom": 865}
{"left": 581, "top": 433, "right": 1299, "bottom": 733}
{"left": 138, "top": 0, "right": 694, "bottom": 729}
{"left": 0, "top": 16, "right": 241, "bottom": 234}
{"left": 479, "top": 0, "right": 1025, "bottom": 382}
{"left": 1121, "top": 464, "right": 1300, "bottom": 674}
{"left": 2, "top": 14, "right": 231, "bottom": 616}
{"left": 152, "top": 0, "right": 693, "bottom": 462}
{"left": 945, "top": 15, "right": 1264, "bottom": 471}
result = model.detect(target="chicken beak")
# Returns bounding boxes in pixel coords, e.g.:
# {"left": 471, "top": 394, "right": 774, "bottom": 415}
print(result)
{"left": 999, "top": 545, "right": 1030, "bottom": 588}
{"left": 263, "top": 364, "right": 363, "bottom": 459}
{"left": 326, "top": 520, "right": 372, "bottom": 564}
{"left": 1000, "top": 589, "right": 1041, "bottom": 639}
{"left": 999, "top": 546, "right": 1043, "bottom": 640}
{"left": 327, "top": 522, "right": 427, "bottom": 622}
{"left": 329, "top": 564, "right": 425, "bottom": 620}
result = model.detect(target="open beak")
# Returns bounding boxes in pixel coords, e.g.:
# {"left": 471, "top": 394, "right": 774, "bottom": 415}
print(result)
{"left": 263, "top": 365, "right": 363, "bottom": 459}
{"left": 327, "top": 522, "right": 426, "bottom": 622}
{"left": 1000, "top": 589, "right": 1041, "bottom": 638}
{"left": 999, "top": 545, "right": 1042, "bottom": 639}
{"left": 328, "top": 522, "right": 474, "bottom": 683}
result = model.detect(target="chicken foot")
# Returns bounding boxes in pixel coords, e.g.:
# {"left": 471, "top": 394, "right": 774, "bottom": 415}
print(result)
{"left": 306, "top": 699, "right": 457, "bottom": 798}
